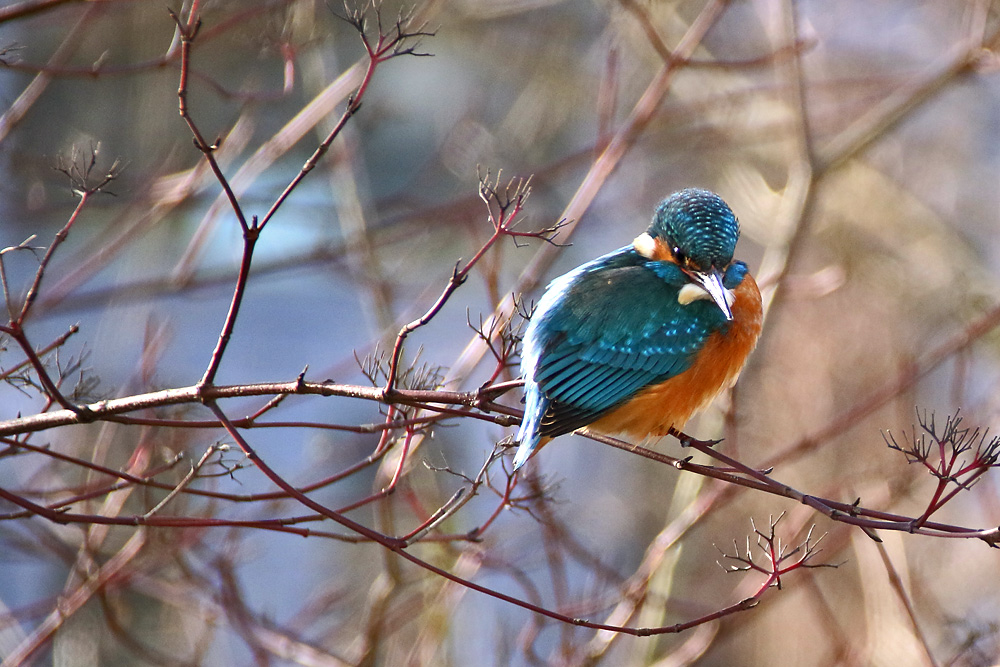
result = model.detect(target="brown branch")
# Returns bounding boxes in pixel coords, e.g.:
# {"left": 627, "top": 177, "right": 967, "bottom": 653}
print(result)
{"left": 169, "top": 9, "right": 249, "bottom": 233}
{"left": 204, "top": 398, "right": 407, "bottom": 548}
{"left": 0, "top": 324, "right": 78, "bottom": 383}
{"left": 0, "top": 362, "right": 995, "bottom": 541}
{"left": 0, "top": 0, "right": 77, "bottom": 24}
{"left": 874, "top": 541, "right": 940, "bottom": 667}
{"left": 384, "top": 175, "right": 531, "bottom": 392}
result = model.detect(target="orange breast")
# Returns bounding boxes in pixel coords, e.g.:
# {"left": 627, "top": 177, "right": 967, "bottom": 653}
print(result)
{"left": 589, "top": 272, "right": 763, "bottom": 439}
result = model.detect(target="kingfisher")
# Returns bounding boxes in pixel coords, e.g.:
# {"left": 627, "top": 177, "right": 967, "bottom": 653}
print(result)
{"left": 512, "top": 188, "right": 763, "bottom": 470}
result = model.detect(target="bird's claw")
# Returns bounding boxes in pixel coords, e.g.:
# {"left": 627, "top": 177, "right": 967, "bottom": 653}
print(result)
{"left": 675, "top": 431, "right": 723, "bottom": 449}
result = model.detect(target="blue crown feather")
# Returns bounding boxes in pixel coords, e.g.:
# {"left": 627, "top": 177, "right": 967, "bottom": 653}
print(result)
{"left": 649, "top": 189, "right": 739, "bottom": 269}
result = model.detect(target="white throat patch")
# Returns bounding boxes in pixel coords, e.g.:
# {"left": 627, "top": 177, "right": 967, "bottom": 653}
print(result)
{"left": 678, "top": 283, "right": 736, "bottom": 308}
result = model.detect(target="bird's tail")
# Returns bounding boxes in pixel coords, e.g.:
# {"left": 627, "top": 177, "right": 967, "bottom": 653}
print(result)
{"left": 512, "top": 387, "right": 548, "bottom": 470}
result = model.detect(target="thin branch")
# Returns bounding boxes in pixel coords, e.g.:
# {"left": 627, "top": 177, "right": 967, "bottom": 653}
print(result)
{"left": 384, "top": 173, "right": 532, "bottom": 392}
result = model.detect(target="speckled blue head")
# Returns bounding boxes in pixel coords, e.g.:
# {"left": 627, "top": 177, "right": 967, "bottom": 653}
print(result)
{"left": 648, "top": 189, "right": 739, "bottom": 270}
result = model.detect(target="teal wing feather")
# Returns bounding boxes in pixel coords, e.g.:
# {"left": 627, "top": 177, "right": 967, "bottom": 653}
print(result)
{"left": 525, "top": 248, "right": 734, "bottom": 438}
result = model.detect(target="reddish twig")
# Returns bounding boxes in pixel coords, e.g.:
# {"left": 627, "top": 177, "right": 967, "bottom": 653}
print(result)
{"left": 885, "top": 410, "right": 1000, "bottom": 528}
{"left": 717, "top": 514, "right": 836, "bottom": 591}
{"left": 256, "top": 3, "right": 434, "bottom": 231}
{"left": 169, "top": 3, "right": 432, "bottom": 388}
{"left": 384, "top": 173, "right": 534, "bottom": 393}
{"left": 0, "top": 151, "right": 118, "bottom": 414}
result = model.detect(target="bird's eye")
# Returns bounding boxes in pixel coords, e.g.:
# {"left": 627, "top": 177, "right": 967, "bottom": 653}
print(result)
{"left": 672, "top": 246, "right": 686, "bottom": 264}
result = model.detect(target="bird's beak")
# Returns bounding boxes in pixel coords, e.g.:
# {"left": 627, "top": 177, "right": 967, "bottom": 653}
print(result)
{"left": 691, "top": 268, "right": 733, "bottom": 321}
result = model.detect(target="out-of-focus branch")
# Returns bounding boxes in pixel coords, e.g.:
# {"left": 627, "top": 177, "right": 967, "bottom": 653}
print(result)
{"left": 0, "top": 3, "right": 98, "bottom": 142}
{"left": 0, "top": 528, "right": 147, "bottom": 667}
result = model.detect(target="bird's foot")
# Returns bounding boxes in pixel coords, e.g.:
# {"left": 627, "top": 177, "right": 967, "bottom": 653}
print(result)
{"left": 670, "top": 428, "right": 722, "bottom": 449}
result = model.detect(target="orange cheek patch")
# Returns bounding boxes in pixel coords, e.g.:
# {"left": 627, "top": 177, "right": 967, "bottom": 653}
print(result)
{"left": 632, "top": 233, "right": 676, "bottom": 262}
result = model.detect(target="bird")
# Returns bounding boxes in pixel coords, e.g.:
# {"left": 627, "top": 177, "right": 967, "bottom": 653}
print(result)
{"left": 512, "top": 188, "right": 763, "bottom": 471}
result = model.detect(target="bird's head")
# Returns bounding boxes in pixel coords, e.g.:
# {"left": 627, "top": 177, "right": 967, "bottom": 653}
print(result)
{"left": 633, "top": 189, "right": 741, "bottom": 320}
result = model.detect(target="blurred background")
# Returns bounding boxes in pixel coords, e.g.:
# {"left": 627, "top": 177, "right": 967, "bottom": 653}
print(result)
{"left": 1, "top": 0, "right": 999, "bottom": 665}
